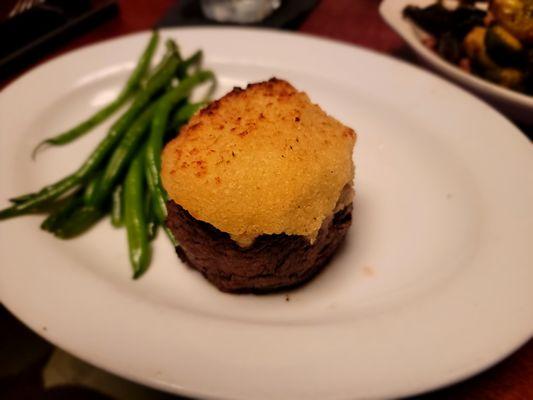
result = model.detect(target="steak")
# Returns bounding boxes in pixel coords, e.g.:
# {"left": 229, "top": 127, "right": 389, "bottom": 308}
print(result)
{"left": 166, "top": 200, "right": 353, "bottom": 293}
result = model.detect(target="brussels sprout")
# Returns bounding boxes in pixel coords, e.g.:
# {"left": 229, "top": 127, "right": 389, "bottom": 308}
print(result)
{"left": 484, "top": 67, "right": 524, "bottom": 89}
{"left": 490, "top": 0, "right": 533, "bottom": 43}
{"left": 464, "top": 27, "right": 498, "bottom": 69}
{"left": 485, "top": 25, "right": 524, "bottom": 66}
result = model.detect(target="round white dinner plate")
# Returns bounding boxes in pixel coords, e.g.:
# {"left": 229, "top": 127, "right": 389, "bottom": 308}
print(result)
{"left": 380, "top": 0, "right": 533, "bottom": 124}
{"left": 1, "top": 28, "right": 532, "bottom": 400}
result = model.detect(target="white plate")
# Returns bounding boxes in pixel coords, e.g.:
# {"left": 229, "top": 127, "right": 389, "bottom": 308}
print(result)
{"left": 380, "top": 0, "right": 533, "bottom": 124}
{"left": 1, "top": 28, "right": 532, "bottom": 400}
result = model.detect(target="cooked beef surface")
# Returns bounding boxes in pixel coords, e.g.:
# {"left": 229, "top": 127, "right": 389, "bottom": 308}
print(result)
{"left": 166, "top": 200, "right": 352, "bottom": 293}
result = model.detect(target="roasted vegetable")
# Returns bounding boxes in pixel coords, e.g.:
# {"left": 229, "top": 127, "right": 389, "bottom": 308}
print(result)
{"left": 403, "top": 3, "right": 485, "bottom": 38}
{"left": 486, "top": 25, "right": 524, "bottom": 66}
{"left": 464, "top": 27, "right": 498, "bottom": 69}
{"left": 485, "top": 66, "right": 524, "bottom": 89}
{"left": 404, "top": 0, "right": 533, "bottom": 96}
{"left": 491, "top": 0, "right": 533, "bottom": 43}
{"left": 463, "top": 25, "right": 524, "bottom": 88}
{"left": 438, "top": 31, "right": 462, "bottom": 63}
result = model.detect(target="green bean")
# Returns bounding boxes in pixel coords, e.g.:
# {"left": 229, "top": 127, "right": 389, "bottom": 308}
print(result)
{"left": 9, "top": 193, "right": 34, "bottom": 204}
{"left": 11, "top": 191, "right": 78, "bottom": 214}
{"left": 147, "top": 221, "right": 157, "bottom": 241}
{"left": 145, "top": 101, "right": 206, "bottom": 223}
{"left": 88, "top": 70, "right": 215, "bottom": 208}
{"left": 126, "top": 31, "right": 161, "bottom": 88}
{"left": 41, "top": 192, "right": 83, "bottom": 232}
{"left": 7, "top": 54, "right": 179, "bottom": 208}
{"left": 177, "top": 50, "right": 203, "bottom": 79}
{"left": 145, "top": 190, "right": 158, "bottom": 241}
{"left": 8, "top": 176, "right": 74, "bottom": 205}
{"left": 163, "top": 226, "right": 178, "bottom": 247}
{"left": 111, "top": 184, "right": 124, "bottom": 227}
{"left": 145, "top": 157, "right": 167, "bottom": 224}
{"left": 143, "top": 123, "right": 176, "bottom": 245}
{"left": 145, "top": 95, "right": 174, "bottom": 223}
{"left": 146, "top": 100, "right": 209, "bottom": 248}
{"left": 141, "top": 39, "right": 181, "bottom": 88}
{"left": 0, "top": 55, "right": 181, "bottom": 220}
{"left": 32, "top": 31, "right": 160, "bottom": 158}
{"left": 86, "top": 102, "right": 157, "bottom": 207}
{"left": 83, "top": 171, "right": 103, "bottom": 204}
{"left": 0, "top": 176, "right": 81, "bottom": 220}
{"left": 147, "top": 95, "right": 212, "bottom": 248}
{"left": 170, "top": 101, "right": 207, "bottom": 130}
{"left": 65, "top": 54, "right": 179, "bottom": 180}
{"left": 53, "top": 206, "right": 103, "bottom": 239}
{"left": 164, "top": 39, "right": 180, "bottom": 59}
{"left": 145, "top": 165, "right": 177, "bottom": 246}
{"left": 124, "top": 148, "right": 150, "bottom": 279}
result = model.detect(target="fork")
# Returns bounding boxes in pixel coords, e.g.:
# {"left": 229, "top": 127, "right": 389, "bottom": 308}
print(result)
{"left": 8, "top": 0, "right": 46, "bottom": 18}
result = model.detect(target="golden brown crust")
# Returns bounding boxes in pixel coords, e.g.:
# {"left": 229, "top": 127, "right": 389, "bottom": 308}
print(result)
{"left": 161, "top": 78, "right": 356, "bottom": 246}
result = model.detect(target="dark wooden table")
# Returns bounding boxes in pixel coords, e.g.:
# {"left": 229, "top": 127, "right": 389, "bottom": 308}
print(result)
{"left": 2, "top": 1, "right": 532, "bottom": 399}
